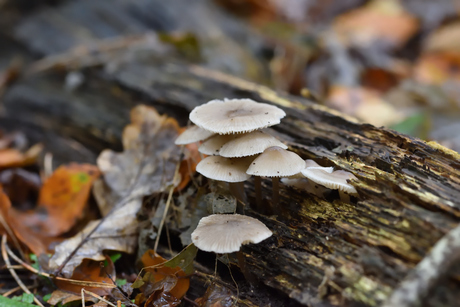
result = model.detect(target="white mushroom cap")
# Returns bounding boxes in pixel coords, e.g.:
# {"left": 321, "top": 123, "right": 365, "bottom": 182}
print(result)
{"left": 246, "top": 146, "right": 306, "bottom": 177}
{"left": 175, "top": 125, "right": 215, "bottom": 145}
{"left": 198, "top": 134, "right": 236, "bottom": 156}
{"left": 191, "top": 214, "right": 273, "bottom": 253}
{"left": 220, "top": 131, "right": 288, "bottom": 158}
{"left": 190, "top": 98, "right": 286, "bottom": 134}
{"left": 301, "top": 169, "right": 358, "bottom": 194}
{"left": 304, "top": 159, "right": 334, "bottom": 173}
{"left": 196, "top": 156, "right": 253, "bottom": 182}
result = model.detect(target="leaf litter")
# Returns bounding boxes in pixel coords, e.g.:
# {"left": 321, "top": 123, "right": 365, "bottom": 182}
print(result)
{"left": 49, "top": 105, "right": 183, "bottom": 277}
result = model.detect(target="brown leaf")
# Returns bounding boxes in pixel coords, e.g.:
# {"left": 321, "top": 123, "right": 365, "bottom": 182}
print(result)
{"left": 54, "top": 257, "right": 116, "bottom": 296}
{"left": 195, "top": 283, "right": 235, "bottom": 307}
{"left": 49, "top": 105, "right": 182, "bottom": 277}
{"left": 424, "top": 22, "right": 460, "bottom": 53}
{"left": 414, "top": 52, "right": 460, "bottom": 85}
{"left": 0, "top": 143, "right": 43, "bottom": 169}
{"left": 327, "top": 86, "right": 404, "bottom": 127}
{"left": 140, "top": 250, "right": 190, "bottom": 299}
{"left": 333, "top": 0, "right": 418, "bottom": 49}
{"left": 0, "top": 164, "right": 100, "bottom": 255}
{"left": 47, "top": 289, "right": 97, "bottom": 305}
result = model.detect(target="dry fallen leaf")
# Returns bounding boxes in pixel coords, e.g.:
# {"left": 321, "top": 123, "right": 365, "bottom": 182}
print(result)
{"left": 424, "top": 22, "right": 460, "bottom": 53}
{"left": 332, "top": 0, "right": 418, "bottom": 50}
{"left": 0, "top": 164, "right": 99, "bottom": 255}
{"left": 327, "top": 86, "right": 404, "bottom": 127}
{"left": 134, "top": 245, "right": 197, "bottom": 306}
{"left": 49, "top": 105, "right": 182, "bottom": 277}
{"left": 0, "top": 143, "right": 43, "bottom": 169}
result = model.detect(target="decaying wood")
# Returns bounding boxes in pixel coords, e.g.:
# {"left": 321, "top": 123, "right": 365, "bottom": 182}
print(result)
{"left": 1, "top": 1, "right": 460, "bottom": 306}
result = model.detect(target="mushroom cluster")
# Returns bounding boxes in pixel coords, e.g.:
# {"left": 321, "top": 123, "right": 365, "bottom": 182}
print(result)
{"left": 176, "top": 98, "right": 306, "bottom": 212}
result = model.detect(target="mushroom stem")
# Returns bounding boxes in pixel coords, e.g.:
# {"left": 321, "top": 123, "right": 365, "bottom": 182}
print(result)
{"left": 254, "top": 176, "right": 262, "bottom": 211}
{"left": 236, "top": 251, "right": 257, "bottom": 285}
{"left": 339, "top": 190, "right": 350, "bottom": 202}
{"left": 229, "top": 182, "right": 246, "bottom": 213}
{"left": 272, "top": 177, "right": 280, "bottom": 215}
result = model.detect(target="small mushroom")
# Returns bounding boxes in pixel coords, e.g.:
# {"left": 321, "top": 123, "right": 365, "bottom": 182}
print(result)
{"left": 191, "top": 214, "right": 272, "bottom": 253}
{"left": 191, "top": 213, "right": 272, "bottom": 283}
{"left": 199, "top": 134, "right": 236, "bottom": 156}
{"left": 196, "top": 156, "right": 254, "bottom": 209}
{"left": 219, "top": 131, "right": 287, "bottom": 158}
{"left": 189, "top": 98, "right": 286, "bottom": 134}
{"left": 246, "top": 146, "right": 306, "bottom": 213}
{"left": 304, "top": 159, "right": 334, "bottom": 173}
{"left": 175, "top": 125, "right": 215, "bottom": 145}
{"left": 301, "top": 168, "right": 358, "bottom": 202}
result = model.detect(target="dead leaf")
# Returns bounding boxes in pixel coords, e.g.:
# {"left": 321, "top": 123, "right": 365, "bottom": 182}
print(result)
{"left": 327, "top": 86, "right": 404, "bottom": 126}
{"left": 0, "top": 164, "right": 99, "bottom": 255}
{"left": 195, "top": 283, "right": 235, "bottom": 307}
{"left": 48, "top": 197, "right": 141, "bottom": 277}
{"left": 49, "top": 105, "right": 182, "bottom": 277}
{"left": 98, "top": 105, "right": 181, "bottom": 199}
{"left": 54, "top": 257, "right": 116, "bottom": 296}
{"left": 48, "top": 289, "right": 98, "bottom": 305}
{"left": 134, "top": 246, "right": 197, "bottom": 306}
{"left": 424, "top": 22, "right": 460, "bottom": 53}
{"left": 333, "top": 0, "right": 418, "bottom": 49}
{"left": 176, "top": 133, "right": 202, "bottom": 192}
{"left": 35, "top": 163, "right": 100, "bottom": 236}
{"left": 0, "top": 143, "right": 43, "bottom": 169}
{"left": 0, "top": 168, "right": 41, "bottom": 210}
{"left": 414, "top": 52, "right": 460, "bottom": 85}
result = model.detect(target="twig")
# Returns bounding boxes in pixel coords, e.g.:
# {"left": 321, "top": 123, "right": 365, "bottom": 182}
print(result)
{"left": 81, "top": 288, "right": 117, "bottom": 307}
{"left": 4, "top": 243, "right": 115, "bottom": 290}
{"left": 153, "top": 154, "right": 183, "bottom": 253}
{"left": 2, "top": 286, "right": 21, "bottom": 297}
{"left": 1, "top": 235, "right": 44, "bottom": 307}
{"left": 381, "top": 223, "right": 460, "bottom": 307}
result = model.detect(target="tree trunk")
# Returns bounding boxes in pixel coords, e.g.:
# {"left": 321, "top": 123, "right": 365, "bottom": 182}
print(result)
{"left": 1, "top": 1, "right": 460, "bottom": 306}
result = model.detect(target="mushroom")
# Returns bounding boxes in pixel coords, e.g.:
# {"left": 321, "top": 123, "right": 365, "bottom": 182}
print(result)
{"left": 246, "top": 146, "right": 306, "bottom": 213}
{"left": 198, "top": 134, "right": 236, "bottom": 156}
{"left": 189, "top": 98, "right": 286, "bottom": 134}
{"left": 196, "top": 155, "right": 254, "bottom": 209}
{"left": 304, "top": 159, "right": 334, "bottom": 173}
{"left": 191, "top": 213, "right": 272, "bottom": 283}
{"left": 219, "top": 131, "right": 287, "bottom": 158}
{"left": 301, "top": 168, "right": 358, "bottom": 202}
{"left": 175, "top": 125, "right": 215, "bottom": 145}
{"left": 219, "top": 131, "right": 288, "bottom": 209}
